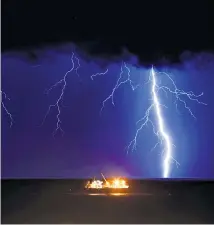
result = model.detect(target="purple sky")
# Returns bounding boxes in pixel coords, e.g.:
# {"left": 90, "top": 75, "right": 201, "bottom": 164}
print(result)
{"left": 2, "top": 46, "right": 214, "bottom": 179}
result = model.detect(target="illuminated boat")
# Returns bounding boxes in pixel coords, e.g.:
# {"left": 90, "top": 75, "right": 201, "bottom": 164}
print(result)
{"left": 84, "top": 173, "right": 129, "bottom": 193}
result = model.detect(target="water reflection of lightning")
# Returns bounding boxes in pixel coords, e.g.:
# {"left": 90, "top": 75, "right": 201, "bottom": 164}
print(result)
{"left": 1, "top": 90, "right": 13, "bottom": 127}
{"left": 92, "top": 63, "right": 206, "bottom": 178}
{"left": 41, "top": 53, "right": 81, "bottom": 136}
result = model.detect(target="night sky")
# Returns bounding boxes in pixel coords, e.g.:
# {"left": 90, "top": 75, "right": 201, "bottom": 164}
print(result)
{"left": 2, "top": 1, "right": 214, "bottom": 179}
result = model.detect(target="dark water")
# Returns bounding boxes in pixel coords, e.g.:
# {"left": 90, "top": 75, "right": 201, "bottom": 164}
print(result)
{"left": 2, "top": 179, "right": 214, "bottom": 223}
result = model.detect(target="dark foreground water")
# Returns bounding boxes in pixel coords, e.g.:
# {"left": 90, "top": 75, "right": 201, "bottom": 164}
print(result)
{"left": 2, "top": 179, "right": 214, "bottom": 223}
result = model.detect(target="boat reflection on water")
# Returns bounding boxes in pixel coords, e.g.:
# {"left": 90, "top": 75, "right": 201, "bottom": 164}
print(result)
{"left": 108, "top": 193, "right": 128, "bottom": 196}
{"left": 87, "top": 192, "right": 128, "bottom": 196}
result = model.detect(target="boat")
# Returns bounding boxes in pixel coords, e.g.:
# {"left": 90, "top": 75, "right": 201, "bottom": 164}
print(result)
{"left": 84, "top": 173, "right": 129, "bottom": 193}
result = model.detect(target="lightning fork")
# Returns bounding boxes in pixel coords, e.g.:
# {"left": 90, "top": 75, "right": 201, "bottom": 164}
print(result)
{"left": 93, "top": 63, "right": 206, "bottom": 178}
{"left": 90, "top": 68, "right": 109, "bottom": 80}
{"left": 128, "top": 66, "right": 206, "bottom": 178}
{"left": 1, "top": 90, "right": 13, "bottom": 127}
{"left": 91, "top": 62, "right": 139, "bottom": 114}
{"left": 41, "top": 53, "right": 81, "bottom": 136}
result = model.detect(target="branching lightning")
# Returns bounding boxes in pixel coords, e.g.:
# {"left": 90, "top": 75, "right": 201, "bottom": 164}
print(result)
{"left": 91, "top": 62, "right": 139, "bottom": 114}
{"left": 41, "top": 52, "right": 81, "bottom": 136}
{"left": 1, "top": 90, "right": 13, "bottom": 127}
{"left": 92, "top": 63, "right": 206, "bottom": 178}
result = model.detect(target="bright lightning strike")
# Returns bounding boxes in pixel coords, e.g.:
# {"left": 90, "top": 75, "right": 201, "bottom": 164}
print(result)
{"left": 1, "top": 90, "right": 13, "bottom": 127}
{"left": 41, "top": 53, "right": 81, "bottom": 136}
{"left": 92, "top": 63, "right": 206, "bottom": 178}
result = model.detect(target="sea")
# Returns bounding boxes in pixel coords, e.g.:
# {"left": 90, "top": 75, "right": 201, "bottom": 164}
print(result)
{"left": 2, "top": 179, "right": 214, "bottom": 223}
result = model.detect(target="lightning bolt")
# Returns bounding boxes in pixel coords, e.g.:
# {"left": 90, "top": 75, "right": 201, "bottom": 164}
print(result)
{"left": 92, "top": 63, "right": 206, "bottom": 178}
{"left": 1, "top": 90, "right": 13, "bottom": 127}
{"left": 41, "top": 52, "right": 81, "bottom": 136}
{"left": 91, "top": 62, "right": 139, "bottom": 114}
{"left": 91, "top": 68, "right": 109, "bottom": 80}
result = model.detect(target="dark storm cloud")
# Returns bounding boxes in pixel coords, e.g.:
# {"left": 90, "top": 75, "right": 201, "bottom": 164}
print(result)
{"left": 179, "top": 51, "right": 214, "bottom": 71}
{"left": 4, "top": 41, "right": 214, "bottom": 77}
{"left": 3, "top": 42, "right": 140, "bottom": 71}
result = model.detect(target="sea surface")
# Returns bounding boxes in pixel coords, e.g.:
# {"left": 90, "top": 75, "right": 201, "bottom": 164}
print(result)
{"left": 2, "top": 179, "right": 214, "bottom": 223}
